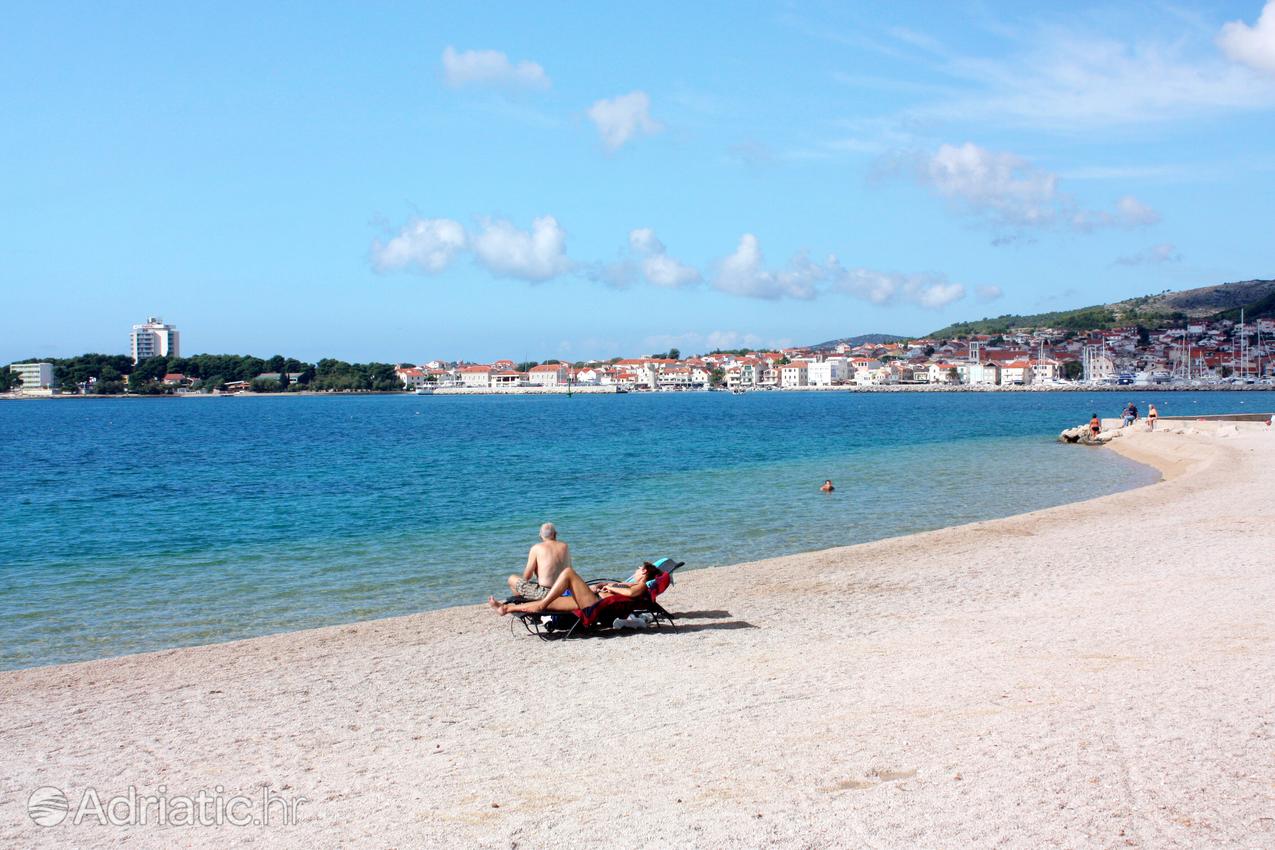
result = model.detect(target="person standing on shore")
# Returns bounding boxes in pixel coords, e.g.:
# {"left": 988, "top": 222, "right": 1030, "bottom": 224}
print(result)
{"left": 1148, "top": 404, "right": 1159, "bottom": 431}
{"left": 506, "top": 523, "right": 572, "bottom": 601}
{"left": 1090, "top": 413, "right": 1101, "bottom": 440}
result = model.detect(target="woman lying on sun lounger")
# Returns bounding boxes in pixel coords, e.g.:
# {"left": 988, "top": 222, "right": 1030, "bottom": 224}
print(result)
{"left": 488, "top": 562, "right": 661, "bottom": 617}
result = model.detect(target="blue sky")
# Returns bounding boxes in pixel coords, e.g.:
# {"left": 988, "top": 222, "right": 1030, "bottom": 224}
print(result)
{"left": 3, "top": 1, "right": 1275, "bottom": 363}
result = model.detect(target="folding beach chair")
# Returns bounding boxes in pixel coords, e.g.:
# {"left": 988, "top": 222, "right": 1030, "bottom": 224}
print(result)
{"left": 510, "top": 557, "right": 684, "bottom": 641}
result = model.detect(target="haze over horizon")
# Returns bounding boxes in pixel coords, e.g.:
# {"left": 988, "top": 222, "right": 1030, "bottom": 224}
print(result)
{"left": 4, "top": 1, "right": 1275, "bottom": 363}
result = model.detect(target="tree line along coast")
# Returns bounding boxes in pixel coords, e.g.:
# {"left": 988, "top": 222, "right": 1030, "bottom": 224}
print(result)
{"left": 0, "top": 354, "right": 405, "bottom": 395}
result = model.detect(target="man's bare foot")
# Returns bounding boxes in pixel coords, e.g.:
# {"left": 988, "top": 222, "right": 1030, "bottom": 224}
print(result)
{"left": 487, "top": 595, "right": 505, "bottom": 614}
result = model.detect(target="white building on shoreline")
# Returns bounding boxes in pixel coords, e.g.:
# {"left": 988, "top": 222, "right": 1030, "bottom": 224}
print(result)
{"left": 528, "top": 363, "right": 568, "bottom": 386}
{"left": 130, "top": 317, "right": 180, "bottom": 363}
{"left": 9, "top": 362, "right": 55, "bottom": 392}
{"left": 780, "top": 362, "right": 808, "bottom": 388}
{"left": 807, "top": 358, "right": 847, "bottom": 386}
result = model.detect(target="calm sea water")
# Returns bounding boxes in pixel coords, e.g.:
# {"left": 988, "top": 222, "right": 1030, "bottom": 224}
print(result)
{"left": 3, "top": 391, "right": 1270, "bottom": 669}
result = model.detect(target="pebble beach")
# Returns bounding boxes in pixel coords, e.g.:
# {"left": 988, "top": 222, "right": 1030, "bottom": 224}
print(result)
{"left": 2, "top": 421, "right": 1273, "bottom": 848}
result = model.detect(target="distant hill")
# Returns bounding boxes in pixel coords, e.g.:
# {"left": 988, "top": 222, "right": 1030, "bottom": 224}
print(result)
{"left": 928, "top": 278, "right": 1275, "bottom": 338}
{"left": 809, "top": 333, "right": 909, "bottom": 351}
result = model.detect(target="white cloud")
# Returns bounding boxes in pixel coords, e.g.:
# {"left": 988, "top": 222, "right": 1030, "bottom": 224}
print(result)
{"left": 907, "top": 29, "right": 1275, "bottom": 130}
{"left": 976, "top": 284, "right": 1004, "bottom": 302}
{"left": 587, "top": 228, "right": 700, "bottom": 289}
{"left": 441, "top": 46, "right": 550, "bottom": 90}
{"left": 370, "top": 216, "right": 970, "bottom": 311}
{"left": 1115, "top": 243, "right": 1182, "bottom": 267}
{"left": 587, "top": 91, "right": 662, "bottom": 150}
{"left": 470, "top": 215, "right": 572, "bottom": 282}
{"left": 705, "top": 330, "right": 764, "bottom": 350}
{"left": 371, "top": 217, "right": 466, "bottom": 273}
{"left": 641, "top": 330, "right": 767, "bottom": 354}
{"left": 1071, "top": 195, "right": 1161, "bottom": 231}
{"left": 373, "top": 214, "right": 571, "bottom": 282}
{"left": 711, "top": 234, "right": 966, "bottom": 308}
{"left": 713, "top": 234, "right": 826, "bottom": 300}
{"left": 1219, "top": 2, "right": 1275, "bottom": 75}
{"left": 628, "top": 228, "right": 662, "bottom": 254}
{"left": 628, "top": 228, "right": 701, "bottom": 288}
{"left": 1116, "top": 195, "right": 1162, "bottom": 225}
{"left": 923, "top": 142, "right": 1057, "bottom": 227}
{"left": 908, "top": 142, "right": 1160, "bottom": 235}
{"left": 827, "top": 265, "right": 966, "bottom": 309}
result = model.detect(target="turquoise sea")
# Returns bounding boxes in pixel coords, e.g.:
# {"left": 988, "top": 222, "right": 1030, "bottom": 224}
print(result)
{"left": 3, "top": 391, "right": 1271, "bottom": 670}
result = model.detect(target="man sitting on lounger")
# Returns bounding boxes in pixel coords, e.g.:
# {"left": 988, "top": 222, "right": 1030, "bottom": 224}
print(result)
{"left": 505, "top": 522, "right": 572, "bottom": 601}
{"left": 489, "top": 562, "right": 660, "bottom": 617}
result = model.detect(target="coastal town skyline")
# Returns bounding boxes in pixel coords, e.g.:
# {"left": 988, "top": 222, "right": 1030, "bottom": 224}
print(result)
{"left": 5, "top": 2, "right": 1275, "bottom": 363}
{"left": 8, "top": 297, "right": 1272, "bottom": 395}
{"left": 6, "top": 271, "right": 1274, "bottom": 371}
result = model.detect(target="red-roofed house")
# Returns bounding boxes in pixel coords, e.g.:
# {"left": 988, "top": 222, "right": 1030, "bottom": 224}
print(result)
{"left": 395, "top": 367, "right": 427, "bottom": 389}
{"left": 528, "top": 363, "right": 568, "bottom": 387}
{"left": 1000, "top": 360, "right": 1033, "bottom": 385}
{"left": 459, "top": 365, "right": 492, "bottom": 388}
{"left": 780, "top": 362, "right": 808, "bottom": 388}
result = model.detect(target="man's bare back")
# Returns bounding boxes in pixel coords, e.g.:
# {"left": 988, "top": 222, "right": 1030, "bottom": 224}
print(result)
{"left": 527, "top": 538, "right": 571, "bottom": 587}
{"left": 505, "top": 522, "right": 572, "bottom": 599}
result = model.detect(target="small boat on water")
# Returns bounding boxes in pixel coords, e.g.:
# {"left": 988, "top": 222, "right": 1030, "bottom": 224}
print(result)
{"left": 414, "top": 387, "right": 435, "bottom": 395}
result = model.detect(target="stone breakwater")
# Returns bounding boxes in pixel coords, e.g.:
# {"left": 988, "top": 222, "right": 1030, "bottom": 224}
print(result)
{"left": 408, "top": 384, "right": 1271, "bottom": 396}
{"left": 429, "top": 385, "right": 622, "bottom": 395}
{"left": 825, "top": 383, "right": 1273, "bottom": 394}
{"left": 1060, "top": 415, "right": 1273, "bottom": 443}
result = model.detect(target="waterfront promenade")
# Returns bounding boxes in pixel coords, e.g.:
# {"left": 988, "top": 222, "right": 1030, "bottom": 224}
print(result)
{"left": 3, "top": 382, "right": 1273, "bottom": 400}
{"left": 2, "top": 425, "right": 1273, "bottom": 848}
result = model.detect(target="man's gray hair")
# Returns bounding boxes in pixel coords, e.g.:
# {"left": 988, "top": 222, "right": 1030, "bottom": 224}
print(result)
{"left": 540, "top": 522, "right": 557, "bottom": 540}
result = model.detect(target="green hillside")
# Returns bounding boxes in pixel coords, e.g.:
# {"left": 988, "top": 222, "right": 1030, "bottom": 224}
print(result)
{"left": 809, "top": 333, "right": 909, "bottom": 350}
{"left": 929, "top": 305, "right": 1124, "bottom": 338}
{"left": 929, "top": 279, "right": 1275, "bottom": 338}
{"left": 1214, "top": 287, "right": 1275, "bottom": 322}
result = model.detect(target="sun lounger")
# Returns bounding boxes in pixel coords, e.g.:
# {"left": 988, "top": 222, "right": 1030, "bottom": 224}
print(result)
{"left": 509, "top": 557, "right": 684, "bottom": 641}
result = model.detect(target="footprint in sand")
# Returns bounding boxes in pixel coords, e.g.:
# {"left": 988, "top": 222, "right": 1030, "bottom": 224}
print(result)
{"left": 828, "top": 768, "right": 917, "bottom": 792}
{"left": 832, "top": 778, "right": 878, "bottom": 791}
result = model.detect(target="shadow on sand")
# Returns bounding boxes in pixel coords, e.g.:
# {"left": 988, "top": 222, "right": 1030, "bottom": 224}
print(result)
{"left": 666, "top": 619, "right": 757, "bottom": 633}
{"left": 671, "top": 609, "right": 734, "bottom": 620}
{"left": 569, "top": 613, "right": 756, "bottom": 640}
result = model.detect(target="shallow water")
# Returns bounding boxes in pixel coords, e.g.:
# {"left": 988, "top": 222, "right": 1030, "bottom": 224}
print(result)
{"left": 2, "top": 390, "right": 1269, "bottom": 669}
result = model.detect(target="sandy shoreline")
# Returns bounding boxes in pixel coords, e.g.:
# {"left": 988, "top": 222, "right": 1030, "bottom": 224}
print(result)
{"left": 2, "top": 424, "right": 1273, "bottom": 848}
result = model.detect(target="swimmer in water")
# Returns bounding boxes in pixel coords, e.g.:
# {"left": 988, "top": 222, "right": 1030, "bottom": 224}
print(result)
{"left": 821, "top": 480, "right": 835, "bottom": 492}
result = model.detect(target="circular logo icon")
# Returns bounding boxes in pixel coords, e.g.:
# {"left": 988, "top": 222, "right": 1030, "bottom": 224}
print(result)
{"left": 27, "top": 787, "right": 69, "bottom": 827}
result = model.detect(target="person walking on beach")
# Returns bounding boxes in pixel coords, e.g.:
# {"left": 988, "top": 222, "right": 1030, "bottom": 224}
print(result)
{"left": 505, "top": 523, "right": 572, "bottom": 601}
{"left": 1148, "top": 403, "right": 1159, "bottom": 431}
{"left": 1089, "top": 413, "right": 1101, "bottom": 441}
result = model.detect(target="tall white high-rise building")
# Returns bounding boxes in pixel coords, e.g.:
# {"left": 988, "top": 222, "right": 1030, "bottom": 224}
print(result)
{"left": 130, "top": 317, "right": 181, "bottom": 363}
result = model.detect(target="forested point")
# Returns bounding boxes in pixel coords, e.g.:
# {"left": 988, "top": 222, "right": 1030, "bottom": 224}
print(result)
{"left": 6, "top": 353, "right": 404, "bottom": 394}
